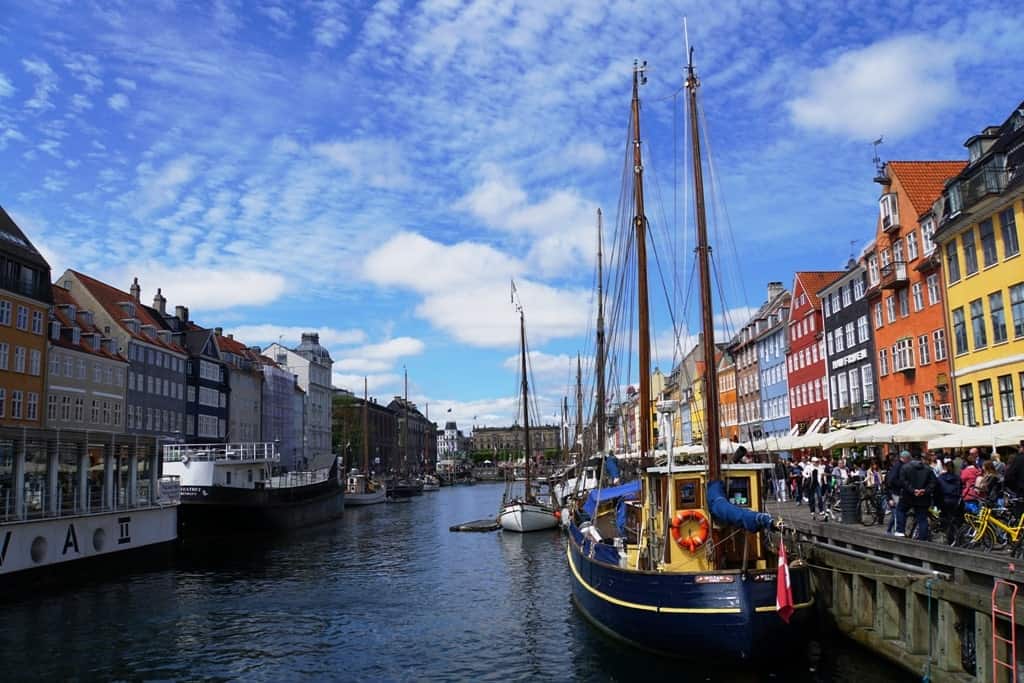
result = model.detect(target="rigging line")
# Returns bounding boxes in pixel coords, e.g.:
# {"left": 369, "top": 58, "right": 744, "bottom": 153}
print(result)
{"left": 710, "top": 251, "right": 738, "bottom": 342}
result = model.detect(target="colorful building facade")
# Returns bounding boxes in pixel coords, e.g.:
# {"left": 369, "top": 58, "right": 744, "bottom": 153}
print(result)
{"left": 756, "top": 290, "right": 791, "bottom": 439}
{"left": 787, "top": 271, "right": 844, "bottom": 434}
{"left": 820, "top": 263, "right": 878, "bottom": 428}
{"left": 865, "top": 161, "right": 965, "bottom": 424}
{"left": 933, "top": 105, "right": 1024, "bottom": 424}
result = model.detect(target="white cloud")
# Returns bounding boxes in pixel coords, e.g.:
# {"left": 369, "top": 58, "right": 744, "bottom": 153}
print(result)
{"left": 312, "top": 138, "right": 411, "bottom": 189}
{"left": 363, "top": 231, "right": 590, "bottom": 347}
{"left": 114, "top": 265, "right": 287, "bottom": 312}
{"left": 502, "top": 350, "right": 583, "bottom": 382}
{"left": 332, "top": 372, "right": 400, "bottom": 394}
{"left": 69, "top": 94, "right": 92, "bottom": 111}
{"left": 333, "top": 336, "right": 426, "bottom": 373}
{"left": 135, "top": 154, "right": 200, "bottom": 215}
{"left": 564, "top": 141, "right": 607, "bottom": 168}
{"left": 312, "top": 0, "right": 348, "bottom": 47}
{"left": 22, "top": 58, "right": 58, "bottom": 112}
{"left": 0, "top": 72, "right": 14, "bottom": 98}
{"left": 107, "top": 92, "right": 130, "bottom": 111}
{"left": 114, "top": 77, "right": 137, "bottom": 91}
{"left": 788, "top": 35, "right": 958, "bottom": 140}
{"left": 229, "top": 324, "right": 366, "bottom": 348}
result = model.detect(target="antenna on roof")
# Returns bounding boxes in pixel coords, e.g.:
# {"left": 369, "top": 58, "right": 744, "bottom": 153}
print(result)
{"left": 872, "top": 136, "right": 888, "bottom": 183}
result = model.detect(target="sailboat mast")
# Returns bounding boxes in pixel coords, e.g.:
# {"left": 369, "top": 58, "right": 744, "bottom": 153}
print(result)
{"left": 362, "top": 376, "right": 369, "bottom": 474}
{"left": 596, "top": 208, "right": 606, "bottom": 454}
{"left": 403, "top": 366, "right": 409, "bottom": 475}
{"left": 685, "top": 48, "right": 721, "bottom": 482}
{"left": 519, "top": 310, "right": 532, "bottom": 499}
{"left": 575, "top": 353, "right": 583, "bottom": 455}
{"left": 632, "top": 60, "right": 652, "bottom": 461}
{"left": 562, "top": 396, "right": 569, "bottom": 464}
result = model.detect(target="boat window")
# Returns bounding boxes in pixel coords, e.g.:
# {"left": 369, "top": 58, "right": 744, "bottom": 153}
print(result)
{"left": 725, "top": 477, "right": 751, "bottom": 507}
{"left": 675, "top": 477, "right": 703, "bottom": 510}
{"left": 226, "top": 470, "right": 232, "bottom": 485}
{"left": 248, "top": 469, "right": 253, "bottom": 483}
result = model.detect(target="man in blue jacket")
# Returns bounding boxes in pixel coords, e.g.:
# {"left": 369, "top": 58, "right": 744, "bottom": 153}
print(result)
{"left": 898, "top": 449, "right": 938, "bottom": 540}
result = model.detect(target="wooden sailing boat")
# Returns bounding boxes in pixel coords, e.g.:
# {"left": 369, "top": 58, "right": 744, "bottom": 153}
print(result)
{"left": 499, "top": 288, "right": 559, "bottom": 532}
{"left": 388, "top": 367, "right": 423, "bottom": 500}
{"left": 565, "top": 52, "right": 812, "bottom": 659}
{"left": 346, "top": 376, "right": 386, "bottom": 505}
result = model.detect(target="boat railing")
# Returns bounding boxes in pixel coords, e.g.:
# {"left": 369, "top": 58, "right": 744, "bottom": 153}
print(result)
{"left": 162, "top": 442, "right": 281, "bottom": 464}
{"left": 0, "top": 476, "right": 181, "bottom": 524}
{"left": 266, "top": 468, "right": 330, "bottom": 489}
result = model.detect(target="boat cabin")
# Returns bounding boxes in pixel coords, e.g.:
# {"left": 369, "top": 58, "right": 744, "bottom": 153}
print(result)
{"left": 162, "top": 442, "right": 278, "bottom": 492}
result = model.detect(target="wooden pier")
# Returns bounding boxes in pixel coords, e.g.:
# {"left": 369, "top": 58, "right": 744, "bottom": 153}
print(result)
{"left": 775, "top": 501, "right": 1021, "bottom": 682}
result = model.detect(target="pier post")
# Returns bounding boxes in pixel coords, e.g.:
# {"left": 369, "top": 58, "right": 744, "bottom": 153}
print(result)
{"left": 12, "top": 436, "right": 25, "bottom": 520}
{"left": 127, "top": 447, "right": 138, "bottom": 507}
{"left": 46, "top": 439, "right": 58, "bottom": 516}
{"left": 975, "top": 607, "right": 993, "bottom": 683}
{"left": 936, "top": 598, "right": 959, "bottom": 674}
{"left": 77, "top": 443, "right": 89, "bottom": 513}
{"left": 103, "top": 443, "right": 114, "bottom": 510}
{"left": 906, "top": 587, "right": 929, "bottom": 655}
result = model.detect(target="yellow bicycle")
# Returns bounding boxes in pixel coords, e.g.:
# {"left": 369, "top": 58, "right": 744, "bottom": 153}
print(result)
{"left": 955, "top": 504, "right": 1024, "bottom": 555}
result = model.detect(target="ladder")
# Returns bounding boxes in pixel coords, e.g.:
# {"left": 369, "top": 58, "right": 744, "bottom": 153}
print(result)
{"left": 992, "top": 578, "right": 1018, "bottom": 683}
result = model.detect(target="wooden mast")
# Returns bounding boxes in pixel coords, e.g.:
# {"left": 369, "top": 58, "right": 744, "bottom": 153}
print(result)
{"left": 518, "top": 306, "right": 532, "bottom": 502}
{"left": 403, "top": 366, "right": 409, "bottom": 477}
{"left": 596, "top": 208, "right": 606, "bottom": 454}
{"left": 575, "top": 353, "right": 583, "bottom": 455}
{"left": 685, "top": 48, "right": 721, "bottom": 484}
{"left": 632, "top": 60, "right": 652, "bottom": 462}
{"left": 362, "top": 376, "right": 369, "bottom": 474}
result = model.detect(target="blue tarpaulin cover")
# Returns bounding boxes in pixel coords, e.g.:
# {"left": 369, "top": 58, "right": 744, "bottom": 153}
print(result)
{"left": 582, "top": 480, "right": 641, "bottom": 521}
{"left": 707, "top": 480, "right": 773, "bottom": 531}
{"left": 604, "top": 454, "right": 621, "bottom": 481}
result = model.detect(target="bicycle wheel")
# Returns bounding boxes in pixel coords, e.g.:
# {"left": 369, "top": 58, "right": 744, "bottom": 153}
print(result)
{"left": 859, "top": 497, "right": 878, "bottom": 526}
{"left": 956, "top": 523, "right": 994, "bottom": 550}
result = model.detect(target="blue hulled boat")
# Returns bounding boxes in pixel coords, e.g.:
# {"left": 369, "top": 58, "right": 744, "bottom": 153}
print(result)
{"left": 566, "top": 51, "right": 812, "bottom": 659}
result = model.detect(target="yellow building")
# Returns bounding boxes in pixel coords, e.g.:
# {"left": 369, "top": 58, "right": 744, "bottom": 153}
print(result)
{"left": 0, "top": 208, "right": 53, "bottom": 429}
{"left": 933, "top": 104, "right": 1024, "bottom": 425}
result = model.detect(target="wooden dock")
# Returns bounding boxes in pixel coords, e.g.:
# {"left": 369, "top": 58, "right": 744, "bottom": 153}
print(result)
{"left": 774, "top": 501, "right": 1021, "bottom": 682}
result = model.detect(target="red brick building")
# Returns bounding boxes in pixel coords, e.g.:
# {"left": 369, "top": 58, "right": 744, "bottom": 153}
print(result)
{"left": 787, "top": 271, "right": 845, "bottom": 434}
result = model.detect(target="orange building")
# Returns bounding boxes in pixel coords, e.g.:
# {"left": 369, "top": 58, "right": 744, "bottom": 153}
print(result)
{"left": 0, "top": 207, "right": 53, "bottom": 428}
{"left": 718, "top": 351, "right": 738, "bottom": 441}
{"left": 865, "top": 161, "right": 966, "bottom": 423}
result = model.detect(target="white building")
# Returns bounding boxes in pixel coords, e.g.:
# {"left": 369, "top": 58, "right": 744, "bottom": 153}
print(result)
{"left": 437, "top": 420, "right": 470, "bottom": 458}
{"left": 265, "top": 333, "right": 333, "bottom": 468}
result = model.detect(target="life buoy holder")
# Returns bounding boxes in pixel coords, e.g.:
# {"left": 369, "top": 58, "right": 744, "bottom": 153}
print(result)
{"left": 670, "top": 509, "right": 710, "bottom": 553}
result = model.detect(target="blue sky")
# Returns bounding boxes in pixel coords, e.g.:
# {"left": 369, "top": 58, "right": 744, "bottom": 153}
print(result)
{"left": 2, "top": 1, "right": 1022, "bottom": 431}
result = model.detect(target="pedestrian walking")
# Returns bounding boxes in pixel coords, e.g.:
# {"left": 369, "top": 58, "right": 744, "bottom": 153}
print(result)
{"left": 884, "top": 451, "right": 910, "bottom": 534}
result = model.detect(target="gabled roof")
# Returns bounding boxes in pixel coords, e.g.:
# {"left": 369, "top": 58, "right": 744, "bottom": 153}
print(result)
{"left": 66, "top": 270, "right": 186, "bottom": 354}
{"left": 50, "top": 285, "right": 127, "bottom": 362}
{"left": 0, "top": 205, "right": 50, "bottom": 271}
{"left": 794, "top": 271, "right": 846, "bottom": 311}
{"left": 887, "top": 161, "right": 966, "bottom": 216}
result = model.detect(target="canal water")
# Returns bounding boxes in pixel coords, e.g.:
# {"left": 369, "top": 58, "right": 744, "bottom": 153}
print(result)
{"left": 0, "top": 483, "right": 912, "bottom": 681}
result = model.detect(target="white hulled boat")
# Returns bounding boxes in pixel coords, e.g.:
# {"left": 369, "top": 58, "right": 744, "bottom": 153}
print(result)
{"left": 345, "top": 470, "right": 386, "bottom": 505}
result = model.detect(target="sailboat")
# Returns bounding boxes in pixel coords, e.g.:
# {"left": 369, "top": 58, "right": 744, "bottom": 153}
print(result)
{"left": 346, "top": 377, "right": 387, "bottom": 506}
{"left": 499, "top": 290, "right": 560, "bottom": 533}
{"left": 565, "top": 52, "right": 812, "bottom": 659}
{"left": 388, "top": 368, "right": 424, "bottom": 501}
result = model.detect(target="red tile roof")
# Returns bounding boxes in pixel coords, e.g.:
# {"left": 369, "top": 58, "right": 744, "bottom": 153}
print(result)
{"left": 51, "top": 285, "right": 127, "bottom": 361}
{"left": 887, "top": 161, "right": 966, "bottom": 217}
{"left": 794, "top": 271, "right": 846, "bottom": 310}
{"left": 66, "top": 270, "right": 186, "bottom": 353}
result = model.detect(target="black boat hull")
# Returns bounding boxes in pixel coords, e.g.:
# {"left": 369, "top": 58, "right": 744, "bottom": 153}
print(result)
{"left": 177, "top": 478, "right": 345, "bottom": 538}
{"left": 567, "top": 523, "right": 812, "bottom": 659}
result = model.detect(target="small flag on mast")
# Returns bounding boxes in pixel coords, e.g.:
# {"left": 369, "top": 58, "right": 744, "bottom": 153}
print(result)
{"left": 776, "top": 534, "right": 794, "bottom": 623}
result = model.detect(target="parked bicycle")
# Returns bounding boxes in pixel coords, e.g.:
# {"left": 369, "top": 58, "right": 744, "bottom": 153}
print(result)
{"left": 954, "top": 494, "right": 1024, "bottom": 554}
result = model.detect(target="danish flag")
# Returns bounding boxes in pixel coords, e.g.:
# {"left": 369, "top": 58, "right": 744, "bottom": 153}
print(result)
{"left": 776, "top": 535, "right": 794, "bottom": 623}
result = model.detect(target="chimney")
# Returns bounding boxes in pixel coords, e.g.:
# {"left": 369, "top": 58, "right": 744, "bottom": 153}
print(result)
{"left": 215, "top": 327, "right": 223, "bottom": 336}
{"left": 227, "top": 334, "right": 233, "bottom": 340}
{"left": 767, "top": 281, "right": 784, "bottom": 301}
{"left": 153, "top": 288, "right": 167, "bottom": 314}
{"left": 130, "top": 277, "right": 141, "bottom": 302}
{"left": 175, "top": 305, "right": 189, "bottom": 323}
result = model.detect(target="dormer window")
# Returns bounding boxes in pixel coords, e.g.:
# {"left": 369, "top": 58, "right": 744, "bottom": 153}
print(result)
{"left": 118, "top": 301, "right": 136, "bottom": 317}
{"left": 141, "top": 324, "right": 156, "bottom": 339}
{"left": 71, "top": 327, "right": 81, "bottom": 345}
{"left": 880, "top": 193, "right": 900, "bottom": 230}
{"left": 78, "top": 310, "right": 93, "bottom": 327}
{"left": 49, "top": 321, "right": 61, "bottom": 340}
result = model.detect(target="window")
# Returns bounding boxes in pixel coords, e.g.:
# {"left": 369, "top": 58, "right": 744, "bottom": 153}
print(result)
{"left": 92, "top": 400, "right": 100, "bottom": 423}
{"left": 11, "top": 390, "right": 21, "bottom": 418}
{"left": 114, "top": 403, "right": 121, "bottom": 427}
{"left": 893, "top": 239, "right": 905, "bottom": 263}
{"left": 1001, "top": 208, "right": 1020, "bottom": 257}
{"left": 77, "top": 359, "right": 85, "bottom": 379}
{"left": 979, "top": 379, "right": 995, "bottom": 425}
{"left": 854, "top": 278, "right": 865, "bottom": 299}
{"left": 60, "top": 395, "right": 71, "bottom": 421}
{"left": 1011, "top": 283, "right": 1024, "bottom": 339}
{"left": 826, "top": 333, "right": 834, "bottom": 356}
{"left": 898, "top": 289, "right": 909, "bottom": 318}
{"left": 0, "top": 388, "right": 4, "bottom": 417}
{"left": 1000, "top": 375, "right": 1017, "bottom": 419}
{"left": 934, "top": 328, "right": 947, "bottom": 361}
{"left": 990, "top": 291, "right": 1007, "bottom": 344}
{"left": 29, "top": 350, "right": 40, "bottom": 376}
{"left": 894, "top": 338, "right": 914, "bottom": 372}
{"left": 879, "top": 349, "right": 889, "bottom": 376}
{"left": 952, "top": 308, "right": 969, "bottom": 355}
{"left": 845, "top": 322, "right": 855, "bottom": 349}
{"left": 824, "top": 297, "right": 831, "bottom": 317}
{"left": 842, "top": 285, "right": 852, "bottom": 308}
{"left": 857, "top": 316, "right": 869, "bottom": 343}
{"left": 909, "top": 394, "right": 920, "bottom": 419}
{"left": 837, "top": 372, "right": 849, "bottom": 408}
{"left": 912, "top": 283, "right": 924, "bottom": 312}
{"left": 963, "top": 229, "right": 978, "bottom": 275}
{"left": 834, "top": 328, "right": 844, "bottom": 353}
{"left": 927, "top": 274, "right": 941, "bottom": 306}
{"left": 881, "top": 247, "right": 892, "bottom": 268}
{"left": 886, "top": 296, "right": 896, "bottom": 323}
{"left": 924, "top": 391, "right": 936, "bottom": 420}
{"left": 960, "top": 384, "right": 977, "bottom": 426}
{"left": 883, "top": 399, "right": 893, "bottom": 423}
{"left": 874, "top": 303, "right": 883, "bottom": 329}
{"left": 47, "top": 394, "right": 57, "bottom": 420}
{"left": 918, "top": 334, "right": 931, "bottom": 365}
{"left": 921, "top": 217, "right": 936, "bottom": 255}
{"left": 907, "top": 231, "right": 919, "bottom": 261}
{"left": 0, "top": 301, "right": 10, "bottom": 325}
{"left": 970, "top": 298, "right": 987, "bottom": 349}
{"left": 946, "top": 241, "right": 961, "bottom": 283}
{"left": 0, "top": 342, "right": 9, "bottom": 370}
{"left": 980, "top": 219, "right": 998, "bottom": 267}
{"left": 868, "top": 254, "right": 879, "bottom": 285}
{"left": 94, "top": 364, "right": 102, "bottom": 383}
{"left": 15, "top": 305, "right": 27, "bottom": 330}
{"left": 31, "top": 310, "right": 42, "bottom": 334}
{"left": 815, "top": 378, "right": 822, "bottom": 403}
{"left": 830, "top": 375, "right": 838, "bottom": 410}
{"left": 14, "top": 346, "right": 25, "bottom": 373}
{"left": 880, "top": 193, "right": 900, "bottom": 229}
{"left": 861, "top": 365, "right": 874, "bottom": 403}
{"left": 849, "top": 368, "right": 861, "bottom": 405}
{"left": 26, "top": 393, "right": 37, "bottom": 421}
{"left": 896, "top": 396, "right": 906, "bottom": 422}
{"left": 74, "top": 397, "right": 83, "bottom": 422}
{"left": 49, "top": 352, "right": 60, "bottom": 376}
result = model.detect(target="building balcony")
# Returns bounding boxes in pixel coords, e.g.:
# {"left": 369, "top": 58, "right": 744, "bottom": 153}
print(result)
{"left": 881, "top": 215, "right": 901, "bottom": 234}
{"left": 879, "top": 260, "right": 908, "bottom": 289}
{"left": 961, "top": 167, "right": 1007, "bottom": 211}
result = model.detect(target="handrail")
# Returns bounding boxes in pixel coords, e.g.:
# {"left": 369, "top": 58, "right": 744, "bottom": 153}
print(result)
{"left": 163, "top": 442, "right": 280, "bottom": 463}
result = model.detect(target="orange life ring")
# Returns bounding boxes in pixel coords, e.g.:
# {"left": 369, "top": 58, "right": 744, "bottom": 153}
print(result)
{"left": 670, "top": 509, "right": 710, "bottom": 553}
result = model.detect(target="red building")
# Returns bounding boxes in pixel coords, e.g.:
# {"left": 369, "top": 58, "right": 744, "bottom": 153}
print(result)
{"left": 787, "top": 271, "right": 845, "bottom": 434}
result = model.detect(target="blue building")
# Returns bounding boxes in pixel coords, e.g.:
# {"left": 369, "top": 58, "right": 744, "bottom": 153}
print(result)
{"left": 756, "top": 291, "right": 792, "bottom": 438}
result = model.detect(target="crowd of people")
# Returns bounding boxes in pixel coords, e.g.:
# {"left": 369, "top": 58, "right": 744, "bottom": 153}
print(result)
{"left": 775, "top": 439, "right": 1024, "bottom": 541}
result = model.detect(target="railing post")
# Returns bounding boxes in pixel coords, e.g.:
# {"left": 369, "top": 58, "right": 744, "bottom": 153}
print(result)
{"left": 150, "top": 447, "right": 159, "bottom": 505}
{"left": 12, "top": 437, "right": 25, "bottom": 520}
{"left": 128, "top": 445, "right": 138, "bottom": 507}
{"left": 103, "top": 443, "right": 115, "bottom": 511}
{"left": 47, "top": 439, "right": 59, "bottom": 517}
{"left": 77, "top": 443, "right": 89, "bottom": 513}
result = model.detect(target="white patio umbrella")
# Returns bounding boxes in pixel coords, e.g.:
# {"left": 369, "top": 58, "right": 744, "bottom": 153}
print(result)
{"left": 890, "top": 418, "right": 972, "bottom": 443}
{"left": 929, "top": 420, "right": 1024, "bottom": 450}
{"left": 928, "top": 427, "right": 985, "bottom": 450}
{"left": 844, "top": 421, "right": 898, "bottom": 444}
{"left": 819, "top": 428, "right": 860, "bottom": 449}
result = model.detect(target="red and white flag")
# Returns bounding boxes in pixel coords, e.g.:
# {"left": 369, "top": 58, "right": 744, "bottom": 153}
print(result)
{"left": 776, "top": 535, "right": 794, "bottom": 623}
